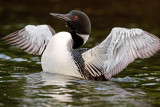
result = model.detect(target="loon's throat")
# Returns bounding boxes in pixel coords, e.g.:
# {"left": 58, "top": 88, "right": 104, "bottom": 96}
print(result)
{"left": 70, "top": 31, "right": 84, "bottom": 49}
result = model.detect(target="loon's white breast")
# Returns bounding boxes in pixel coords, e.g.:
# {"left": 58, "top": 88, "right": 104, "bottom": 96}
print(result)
{"left": 41, "top": 32, "right": 81, "bottom": 77}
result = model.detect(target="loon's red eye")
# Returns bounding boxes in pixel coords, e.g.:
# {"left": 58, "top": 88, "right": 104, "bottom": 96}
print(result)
{"left": 73, "top": 16, "right": 78, "bottom": 20}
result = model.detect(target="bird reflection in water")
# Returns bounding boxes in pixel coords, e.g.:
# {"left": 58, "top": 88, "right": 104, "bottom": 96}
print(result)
{"left": 24, "top": 72, "right": 151, "bottom": 106}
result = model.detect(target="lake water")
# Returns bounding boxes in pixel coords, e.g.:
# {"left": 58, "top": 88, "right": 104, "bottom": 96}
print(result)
{"left": 0, "top": 0, "right": 160, "bottom": 106}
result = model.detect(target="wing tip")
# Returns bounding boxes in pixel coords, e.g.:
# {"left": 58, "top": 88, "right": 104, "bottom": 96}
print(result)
{"left": 2, "top": 29, "right": 23, "bottom": 41}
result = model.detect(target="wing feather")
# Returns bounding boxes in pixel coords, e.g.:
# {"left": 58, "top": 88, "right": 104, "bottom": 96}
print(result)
{"left": 82, "top": 27, "right": 160, "bottom": 80}
{"left": 2, "top": 25, "right": 55, "bottom": 55}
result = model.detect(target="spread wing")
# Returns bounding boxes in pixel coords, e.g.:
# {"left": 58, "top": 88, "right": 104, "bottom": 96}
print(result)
{"left": 2, "top": 25, "right": 56, "bottom": 55}
{"left": 82, "top": 27, "right": 160, "bottom": 80}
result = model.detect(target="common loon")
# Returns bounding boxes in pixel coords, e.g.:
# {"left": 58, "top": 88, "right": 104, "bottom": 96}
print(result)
{"left": 3, "top": 10, "right": 160, "bottom": 81}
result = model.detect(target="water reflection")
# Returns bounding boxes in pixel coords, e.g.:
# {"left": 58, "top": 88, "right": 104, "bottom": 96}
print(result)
{"left": 41, "top": 72, "right": 75, "bottom": 102}
{"left": 25, "top": 72, "right": 75, "bottom": 102}
{"left": 23, "top": 72, "right": 151, "bottom": 106}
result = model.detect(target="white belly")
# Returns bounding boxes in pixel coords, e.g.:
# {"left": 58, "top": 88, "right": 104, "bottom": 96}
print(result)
{"left": 41, "top": 32, "right": 81, "bottom": 77}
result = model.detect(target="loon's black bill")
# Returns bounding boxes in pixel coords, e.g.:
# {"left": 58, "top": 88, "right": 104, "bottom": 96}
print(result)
{"left": 50, "top": 13, "right": 71, "bottom": 21}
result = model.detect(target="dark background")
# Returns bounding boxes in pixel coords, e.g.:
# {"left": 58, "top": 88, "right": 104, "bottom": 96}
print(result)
{"left": 0, "top": 0, "right": 160, "bottom": 38}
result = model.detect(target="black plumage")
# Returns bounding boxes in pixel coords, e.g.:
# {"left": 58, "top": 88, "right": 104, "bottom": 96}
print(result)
{"left": 71, "top": 48, "right": 107, "bottom": 81}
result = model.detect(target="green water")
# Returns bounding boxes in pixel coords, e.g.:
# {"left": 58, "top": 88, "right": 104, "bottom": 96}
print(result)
{"left": 0, "top": 0, "right": 160, "bottom": 106}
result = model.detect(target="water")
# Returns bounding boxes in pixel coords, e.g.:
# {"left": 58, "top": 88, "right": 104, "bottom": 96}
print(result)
{"left": 0, "top": 0, "right": 160, "bottom": 106}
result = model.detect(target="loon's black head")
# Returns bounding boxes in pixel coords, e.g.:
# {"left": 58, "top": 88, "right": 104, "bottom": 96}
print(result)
{"left": 50, "top": 10, "right": 91, "bottom": 48}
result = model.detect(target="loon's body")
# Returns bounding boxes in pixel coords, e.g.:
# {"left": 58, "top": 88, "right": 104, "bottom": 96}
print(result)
{"left": 42, "top": 32, "right": 81, "bottom": 77}
{"left": 3, "top": 10, "right": 160, "bottom": 81}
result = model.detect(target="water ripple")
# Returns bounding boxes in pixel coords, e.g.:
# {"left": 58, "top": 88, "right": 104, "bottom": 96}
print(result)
{"left": 11, "top": 58, "right": 28, "bottom": 62}
{"left": 0, "top": 54, "right": 11, "bottom": 60}
{"left": 110, "top": 76, "right": 138, "bottom": 82}
{"left": 142, "top": 83, "right": 158, "bottom": 86}
{"left": 0, "top": 54, "right": 29, "bottom": 62}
